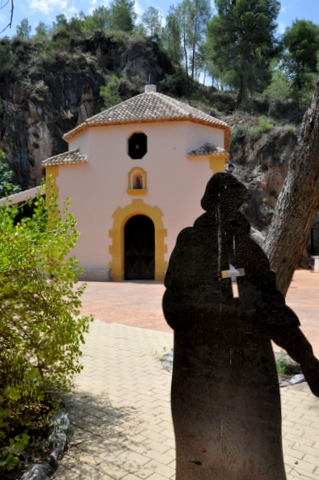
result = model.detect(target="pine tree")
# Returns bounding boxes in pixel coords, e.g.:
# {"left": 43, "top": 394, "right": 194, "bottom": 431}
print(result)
{"left": 206, "top": 0, "right": 280, "bottom": 106}
{"left": 109, "top": 0, "right": 137, "bottom": 33}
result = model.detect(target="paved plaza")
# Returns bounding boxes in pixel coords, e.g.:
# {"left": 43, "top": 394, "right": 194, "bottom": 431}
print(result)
{"left": 52, "top": 270, "right": 319, "bottom": 480}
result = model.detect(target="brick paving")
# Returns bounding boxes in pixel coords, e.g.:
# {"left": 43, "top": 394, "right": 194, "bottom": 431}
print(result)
{"left": 52, "top": 270, "right": 319, "bottom": 479}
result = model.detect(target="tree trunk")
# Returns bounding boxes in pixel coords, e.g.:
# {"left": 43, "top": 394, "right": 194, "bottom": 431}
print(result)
{"left": 236, "top": 73, "right": 245, "bottom": 108}
{"left": 263, "top": 74, "right": 319, "bottom": 296}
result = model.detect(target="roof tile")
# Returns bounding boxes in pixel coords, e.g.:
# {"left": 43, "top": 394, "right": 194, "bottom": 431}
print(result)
{"left": 42, "top": 148, "right": 88, "bottom": 166}
{"left": 188, "top": 143, "right": 228, "bottom": 156}
{"left": 63, "top": 91, "right": 229, "bottom": 141}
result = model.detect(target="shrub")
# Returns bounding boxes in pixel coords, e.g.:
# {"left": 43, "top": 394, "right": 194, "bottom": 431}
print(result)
{"left": 0, "top": 154, "right": 21, "bottom": 198}
{"left": 0, "top": 185, "right": 92, "bottom": 469}
{"left": 100, "top": 74, "right": 122, "bottom": 109}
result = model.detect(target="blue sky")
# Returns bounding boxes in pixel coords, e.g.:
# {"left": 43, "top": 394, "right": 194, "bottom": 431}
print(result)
{"left": 0, "top": 0, "right": 319, "bottom": 37}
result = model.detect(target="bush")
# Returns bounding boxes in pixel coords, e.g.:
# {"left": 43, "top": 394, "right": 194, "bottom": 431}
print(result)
{"left": 100, "top": 74, "right": 122, "bottom": 109}
{"left": 0, "top": 186, "right": 92, "bottom": 470}
{"left": 0, "top": 154, "right": 21, "bottom": 198}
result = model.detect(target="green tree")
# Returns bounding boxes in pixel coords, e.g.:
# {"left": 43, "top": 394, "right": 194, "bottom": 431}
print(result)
{"left": 91, "top": 5, "right": 111, "bottom": 30}
{"left": 170, "top": 0, "right": 211, "bottom": 83}
{"left": 109, "top": 0, "right": 137, "bottom": 32}
{"left": 206, "top": 0, "right": 280, "bottom": 106}
{"left": 0, "top": 187, "right": 92, "bottom": 469}
{"left": 142, "top": 6, "right": 163, "bottom": 39}
{"left": 15, "top": 18, "right": 32, "bottom": 38}
{"left": 185, "top": 0, "right": 211, "bottom": 82}
{"left": 162, "top": 6, "right": 183, "bottom": 68}
{"left": 0, "top": 152, "right": 21, "bottom": 198}
{"left": 280, "top": 19, "right": 319, "bottom": 102}
{"left": 100, "top": 75, "right": 122, "bottom": 109}
{"left": 52, "top": 14, "right": 68, "bottom": 32}
{"left": 265, "top": 60, "right": 317, "bottom": 111}
{"left": 34, "top": 21, "right": 50, "bottom": 39}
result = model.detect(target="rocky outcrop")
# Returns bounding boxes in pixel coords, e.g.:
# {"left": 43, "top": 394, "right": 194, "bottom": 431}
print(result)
{"left": 227, "top": 113, "right": 298, "bottom": 232}
{"left": 0, "top": 33, "right": 175, "bottom": 188}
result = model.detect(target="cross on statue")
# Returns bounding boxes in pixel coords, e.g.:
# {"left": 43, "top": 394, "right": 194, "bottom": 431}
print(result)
{"left": 221, "top": 263, "right": 245, "bottom": 298}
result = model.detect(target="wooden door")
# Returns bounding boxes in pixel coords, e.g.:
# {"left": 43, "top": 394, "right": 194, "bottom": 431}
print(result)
{"left": 124, "top": 215, "right": 155, "bottom": 280}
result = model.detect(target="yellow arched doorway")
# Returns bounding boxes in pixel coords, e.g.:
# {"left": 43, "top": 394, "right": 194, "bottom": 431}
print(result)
{"left": 109, "top": 199, "right": 168, "bottom": 281}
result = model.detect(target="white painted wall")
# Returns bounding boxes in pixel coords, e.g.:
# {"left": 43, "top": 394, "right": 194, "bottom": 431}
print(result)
{"left": 56, "top": 120, "right": 225, "bottom": 273}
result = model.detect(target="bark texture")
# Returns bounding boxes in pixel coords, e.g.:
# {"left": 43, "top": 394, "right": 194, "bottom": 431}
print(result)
{"left": 264, "top": 75, "right": 319, "bottom": 295}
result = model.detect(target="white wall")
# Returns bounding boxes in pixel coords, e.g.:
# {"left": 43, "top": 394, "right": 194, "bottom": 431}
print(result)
{"left": 57, "top": 120, "right": 225, "bottom": 272}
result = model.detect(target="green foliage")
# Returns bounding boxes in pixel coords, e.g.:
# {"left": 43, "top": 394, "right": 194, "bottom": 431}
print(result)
{"left": 52, "top": 14, "right": 68, "bottom": 33}
{"left": 0, "top": 41, "right": 13, "bottom": 78}
{"left": 142, "top": 6, "right": 163, "bottom": 39}
{"left": 15, "top": 18, "right": 32, "bottom": 39}
{"left": 161, "top": 6, "right": 183, "bottom": 68}
{"left": 160, "top": 71, "right": 190, "bottom": 96}
{"left": 0, "top": 156, "right": 21, "bottom": 198}
{"left": 206, "top": 0, "right": 280, "bottom": 106}
{"left": 231, "top": 116, "right": 274, "bottom": 145}
{"left": 265, "top": 61, "right": 317, "bottom": 111}
{"left": 91, "top": 6, "right": 110, "bottom": 31}
{"left": 34, "top": 22, "right": 50, "bottom": 39}
{"left": 276, "top": 352, "right": 289, "bottom": 376}
{"left": 100, "top": 75, "right": 122, "bottom": 109}
{"left": 0, "top": 185, "right": 92, "bottom": 469}
{"left": 283, "top": 20, "right": 319, "bottom": 86}
{"left": 109, "top": 0, "right": 137, "bottom": 33}
{"left": 183, "top": 0, "right": 211, "bottom": 82}
{"left": 251, "top": 116, "right": 274, "bottom": 135}
{"left": 166, "top": 0, "right": 210, "bottom": 82}
{"left": 230, "top": 124, "right": 249, "bottom": 143}
{"left": 0, "top": 433, "right": 30, "bottom": 470}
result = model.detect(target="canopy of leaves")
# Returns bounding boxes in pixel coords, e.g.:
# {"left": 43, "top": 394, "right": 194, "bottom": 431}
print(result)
{"left": 206, "top": 0, "right": 280, "bottom": 105}
{"left": 142, "top": 6, "right": 163, "bottom": 39}
{"left": 15, "top": 18, "right": 32, "bottom": 39}
{"left": 109, "top": 0, "right": 137, "bottom": 33}
{"left": 282, "top": 19, "right": 319, "bottom": 90}
{"left": 161, "top": 6, "right": 183, "bottom": 68}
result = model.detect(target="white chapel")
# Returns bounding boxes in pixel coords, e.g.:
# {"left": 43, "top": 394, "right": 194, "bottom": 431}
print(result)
{"left": 42, "top": 85, "right": 231, "bottom": 281}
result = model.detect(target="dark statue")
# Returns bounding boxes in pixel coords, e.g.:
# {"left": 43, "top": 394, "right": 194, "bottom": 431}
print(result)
{"left": 162, "top": 173, "right": 319, "bottom": 480}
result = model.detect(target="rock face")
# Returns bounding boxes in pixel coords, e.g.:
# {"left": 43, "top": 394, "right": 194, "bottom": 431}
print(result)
{"left": 0, "top": 33, "right": 174, "bottom": 188}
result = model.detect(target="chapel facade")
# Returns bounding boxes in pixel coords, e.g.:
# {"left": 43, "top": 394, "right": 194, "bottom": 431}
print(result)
{"left": 42, "top": 85, "right": 230, "bottom": 281}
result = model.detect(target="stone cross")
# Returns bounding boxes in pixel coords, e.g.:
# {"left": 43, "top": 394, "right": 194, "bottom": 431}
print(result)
{"left": 221, "top": 263, "right": 245, "bottom": 297}
{"left": 163, "top": 172, "right": 319, "bottom": 480}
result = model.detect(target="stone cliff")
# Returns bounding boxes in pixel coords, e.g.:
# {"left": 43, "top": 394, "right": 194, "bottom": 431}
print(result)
{"left": 0, "top": 32, "right": 174, "bottom": 188}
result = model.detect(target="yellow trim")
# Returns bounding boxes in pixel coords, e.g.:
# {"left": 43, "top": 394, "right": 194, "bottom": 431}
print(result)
{"left": 209, "top": 155, "right": 228, "bottom": 173}
{"left": 127, "top": 167, "right": 147, "bottom": 193}
{"left": 127, "top": 189, "right": 148, "bottom": 195}
{"left": 109, "top": 199, "right": 168, "bottom": 282}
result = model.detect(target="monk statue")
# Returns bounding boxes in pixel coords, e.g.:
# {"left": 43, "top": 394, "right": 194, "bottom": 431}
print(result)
{"left": 162, "top": 172, "right": 319, "bottom": 480}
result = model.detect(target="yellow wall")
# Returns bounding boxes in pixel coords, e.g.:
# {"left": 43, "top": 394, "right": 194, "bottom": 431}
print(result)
{"left": 209, "top": 155, "right": 228, "bottom": 173}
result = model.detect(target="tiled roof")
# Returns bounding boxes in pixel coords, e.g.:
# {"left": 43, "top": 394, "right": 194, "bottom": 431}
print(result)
{"left": 42, "top": 149, "right": 88, "bottom": 166}
{"left": 63, "top": 91, "right": 230, "bottom": 141}
{"left": 188, "top": 143, "right": 228, "bottom": 156}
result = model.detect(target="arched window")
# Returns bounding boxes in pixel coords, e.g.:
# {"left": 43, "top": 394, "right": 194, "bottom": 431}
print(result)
{"left": 127, "top": 168, "right": 147, "bottom": 195}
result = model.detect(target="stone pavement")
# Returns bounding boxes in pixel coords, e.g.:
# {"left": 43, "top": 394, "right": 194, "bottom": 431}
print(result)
{"left": 77, "top": 270, "right": 319, "bottom": 356}
{"left": 52, "top": 271, "right": 319, "bottom": 480}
